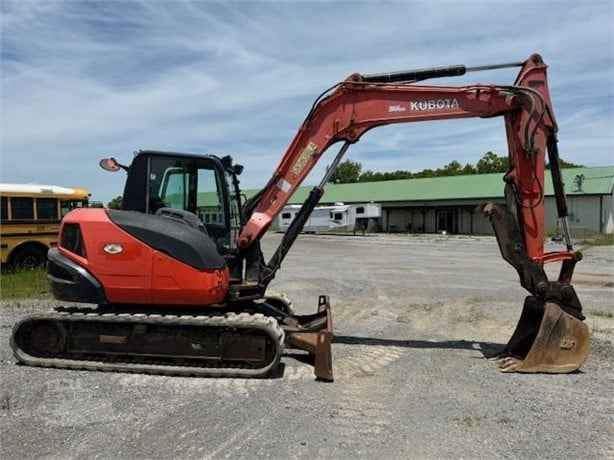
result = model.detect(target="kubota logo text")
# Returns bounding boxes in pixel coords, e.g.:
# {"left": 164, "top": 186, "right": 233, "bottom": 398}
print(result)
{"left": 410, "top": 98, "right": 460, "bottom": 111}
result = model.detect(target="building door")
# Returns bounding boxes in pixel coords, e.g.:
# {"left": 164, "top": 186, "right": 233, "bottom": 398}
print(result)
{"left": 436, "top": 209, "right": 457, "bottom": 234}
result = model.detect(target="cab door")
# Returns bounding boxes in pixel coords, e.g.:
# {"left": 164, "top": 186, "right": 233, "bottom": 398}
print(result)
{"left": 147, "top": 154, "right": 231, "bottom": 250}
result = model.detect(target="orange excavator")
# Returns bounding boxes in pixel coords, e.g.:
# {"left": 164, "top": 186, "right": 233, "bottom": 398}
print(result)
{"left": 11, "top": 53, "right": 589, "bottom": 381}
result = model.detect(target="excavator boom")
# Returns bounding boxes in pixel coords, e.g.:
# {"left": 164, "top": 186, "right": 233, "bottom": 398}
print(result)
{"left": 238, "top": 54, "right": 555, "bottom": 261}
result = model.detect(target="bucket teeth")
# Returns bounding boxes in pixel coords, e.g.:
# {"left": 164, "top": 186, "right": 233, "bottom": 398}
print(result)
{"left": 497, "top": 298, "right": 590, "bottom": 373}
{"left": 496, "top": 356, "right": 526, "bottom": 373}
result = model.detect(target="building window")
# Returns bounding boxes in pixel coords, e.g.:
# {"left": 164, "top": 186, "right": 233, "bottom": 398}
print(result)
{"left": 1, "top": 197, "right": 7, "bottom": 221}
{"left": 36, "top": 198, "right": 58, "bottom": 220}
{"left": 356, "top": 206, "right": 365, "bottom": 214}
{"left": 281, "top": 212, "right": 292, "bottom": 219}
{"left": 11, "top": 197, "right": 34, "bottom": 220}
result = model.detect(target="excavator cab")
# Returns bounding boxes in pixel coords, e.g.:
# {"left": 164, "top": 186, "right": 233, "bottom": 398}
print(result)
{"left": 116, "top": 150, "right": 242, "bottom": 253}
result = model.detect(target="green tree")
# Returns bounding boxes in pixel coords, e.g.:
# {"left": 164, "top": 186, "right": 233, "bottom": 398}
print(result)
{"left": 438, "top": 161, "right": 463, "bottom": 176}
{"left": 107, "top": 196, "right": 123, "bottom": 209}
{"left": 461, "top": 163, "right": 477, "bottom": 175}
{"left": 476, "top": 151, "right": 508, "bottom": 174}
{"left": 345, "top": 151, "right": 581, "bottom": 184}
{"left": 413, "top": 169, "right": 434, "bottom": 178}
{"left": 328, "top": 159, "right": 362, "bottom": 183}
{"left": 358, "top": 170, "right": 377, "bottom": 182}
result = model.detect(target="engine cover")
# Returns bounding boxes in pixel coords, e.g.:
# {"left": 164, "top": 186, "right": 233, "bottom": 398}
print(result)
{"left": 54, "top": 208, "right": 229, "bottom": 306}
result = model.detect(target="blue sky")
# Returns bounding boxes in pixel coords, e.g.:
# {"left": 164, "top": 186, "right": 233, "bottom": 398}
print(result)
{"left": 2, "top": 1, "right": 613, "bottom": 202}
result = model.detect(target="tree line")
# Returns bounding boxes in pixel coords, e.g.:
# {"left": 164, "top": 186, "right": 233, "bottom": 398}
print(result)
{"left": 328, "top": 151, "right": 582, "bottom": 184}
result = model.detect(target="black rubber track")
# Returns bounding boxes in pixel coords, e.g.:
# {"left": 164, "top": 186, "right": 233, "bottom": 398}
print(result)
{"left": 11, "top": 308, "right": 284, "bottom": 378}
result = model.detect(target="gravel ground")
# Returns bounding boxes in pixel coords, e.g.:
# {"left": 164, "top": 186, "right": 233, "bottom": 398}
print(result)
{"left": 1, "top": 233, "right": 612, "bottom": 459}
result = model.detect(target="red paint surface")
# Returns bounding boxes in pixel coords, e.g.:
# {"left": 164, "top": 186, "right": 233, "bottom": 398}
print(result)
{"left": 59, "top": 208, "right": 229, "bottom": 306}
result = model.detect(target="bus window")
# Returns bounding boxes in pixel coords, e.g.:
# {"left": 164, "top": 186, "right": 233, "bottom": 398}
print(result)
{"left": 11, "top": 197, "right": 34, "bottom": 220}
{"left": 1, "top": 197, "right": 7, "bottom": 221}
{"left": 36, "top": 198, "right": 58, "bottom": 220}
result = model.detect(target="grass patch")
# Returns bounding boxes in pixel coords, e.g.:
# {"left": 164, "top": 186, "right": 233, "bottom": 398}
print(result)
{"left": 0, "top": 268, "right": 50, "bottom": 300}
{"left": 591, "top": 310, "right": 614, "bottom": 319}
{"left": 580, "top": 234, "right": 614, "bottom": 247}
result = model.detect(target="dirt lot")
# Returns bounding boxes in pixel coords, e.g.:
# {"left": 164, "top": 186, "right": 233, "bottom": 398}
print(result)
{"left": 1, "top": 233, "right": 613, "bottom": 459}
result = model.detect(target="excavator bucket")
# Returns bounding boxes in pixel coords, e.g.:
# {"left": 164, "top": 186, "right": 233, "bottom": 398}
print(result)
{"left": 496, "top": 297, "right": 590, "bottom": 373}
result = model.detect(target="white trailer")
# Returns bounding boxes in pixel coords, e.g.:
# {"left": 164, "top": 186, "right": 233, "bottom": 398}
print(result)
{"left": 277, "top": 205, "right": 341, "bottom": 233}
{"left": 276, "top": 202, "right": 381, "bottom": 233}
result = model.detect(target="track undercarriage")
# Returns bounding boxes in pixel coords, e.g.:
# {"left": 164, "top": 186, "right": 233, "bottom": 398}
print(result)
{"left": 10, "top": 296, "right": 334, "bottom": 380}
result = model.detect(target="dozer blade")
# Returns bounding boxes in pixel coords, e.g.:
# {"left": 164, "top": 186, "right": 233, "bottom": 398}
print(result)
{"left": 497, "top": 298, "right": 590, "bottom": 373}
{"left": 285, "top": 295, "right": 334, "bottom": 382}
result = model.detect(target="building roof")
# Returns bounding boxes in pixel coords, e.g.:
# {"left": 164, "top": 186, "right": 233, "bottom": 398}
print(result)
{"left": 244, "top": 166, "right": 614, "bottom": 205}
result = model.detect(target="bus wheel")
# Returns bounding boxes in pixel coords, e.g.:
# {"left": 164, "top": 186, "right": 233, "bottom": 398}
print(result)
{"left": 10, "top": 245, "right": 48, "bottom": 270}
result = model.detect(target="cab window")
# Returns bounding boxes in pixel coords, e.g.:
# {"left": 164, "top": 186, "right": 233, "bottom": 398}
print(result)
{"left": 196, "top": 168, "right": 224, "bottom": 226}
{"left": 61, "top": 200, "right": 86, "bottom": 217}
{"left": 160, "top": 169, "right": 188, "bottom": 210}
{"left": 149, "top": 156, "right": 228, "bottom": 235}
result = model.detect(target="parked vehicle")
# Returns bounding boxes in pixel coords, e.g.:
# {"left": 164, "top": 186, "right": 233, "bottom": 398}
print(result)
{"left": 277, "top": 203, "right": 381, "bottom": 233}
{"left": 0, "top": 184, "right": 90, "bottom": 268}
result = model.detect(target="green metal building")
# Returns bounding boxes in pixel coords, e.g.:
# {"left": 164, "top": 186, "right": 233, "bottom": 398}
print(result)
{"left": 270, "top": 166, "right": 614, "bottom": 235}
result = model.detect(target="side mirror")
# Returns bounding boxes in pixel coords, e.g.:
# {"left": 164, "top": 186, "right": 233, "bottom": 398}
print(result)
{"left": 99, "top": 157, "right": 127, "bottom": 172}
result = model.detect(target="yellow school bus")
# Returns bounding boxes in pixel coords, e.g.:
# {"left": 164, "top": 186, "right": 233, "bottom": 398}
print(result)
{"left": 0, "top": 184, "right": 90, "bottom": 268}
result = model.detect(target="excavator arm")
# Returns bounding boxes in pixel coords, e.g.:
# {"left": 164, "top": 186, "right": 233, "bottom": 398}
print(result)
{"left": 238, "top": 53, "right": 589, "bottom": 375}
{"left": 239, "top": 54, "right": 557, "bottom": 260}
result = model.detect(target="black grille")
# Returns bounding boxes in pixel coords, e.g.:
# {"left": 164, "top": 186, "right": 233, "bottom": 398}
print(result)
{"left": 60, "top": 224, "right": 86, "bottom": 257}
